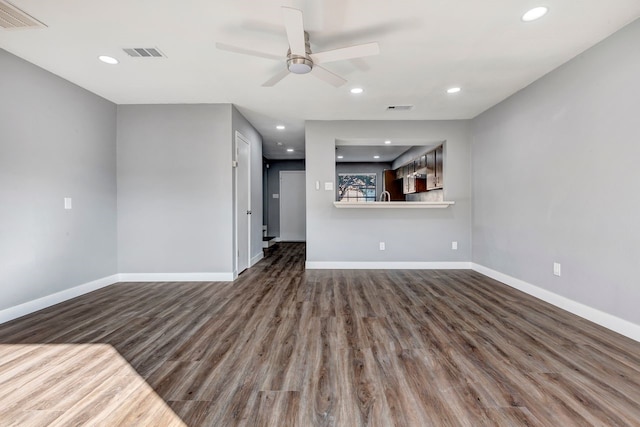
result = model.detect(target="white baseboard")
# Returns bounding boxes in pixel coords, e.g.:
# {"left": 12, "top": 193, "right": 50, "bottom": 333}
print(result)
{"left": 472, "top": 263, "right": 640, "bottom": 343}
{"left": 118, "top": 272, "right": 235, "bottom": 282}
{"left": 0, "top": 274, "right": 120, "bottom": 325}
{"left": 305, "top": 261, "right": 472, "bottom": 270}
{"left": 250, "top": 252, "right": 264, "bottom": 267}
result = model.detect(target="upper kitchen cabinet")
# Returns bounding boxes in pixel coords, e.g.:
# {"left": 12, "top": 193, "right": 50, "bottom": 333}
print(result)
{"left": 424, "top": 145, "right": 444, "bottom": 190}
{"left": 435, "top": 145, "right": 443, "bottom": 189}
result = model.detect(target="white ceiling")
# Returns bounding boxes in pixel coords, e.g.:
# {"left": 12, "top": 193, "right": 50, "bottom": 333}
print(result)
{"left": 336, "top": 145, "right": 413, "bottom": 163}
{"left": 2, "top": 1, "right": 639, "bottom": 159}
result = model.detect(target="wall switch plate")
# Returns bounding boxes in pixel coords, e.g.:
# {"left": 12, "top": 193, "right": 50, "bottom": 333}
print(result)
{"left": 315, "top": 181, "right": 320, "bottom": 190}
{"left": 379, "top": 242, "right": 385, "bottom": 251}
{"left": 324, "top": 182, "right": 334, "bottom": 191}
{"left": 452, "top": 241, "right": 458, "bottom": 250}
{"left": 272, "top": 194, "right": 279, "bottom": 199}
{"left": 64, "top": 198, "right": 72, "bottom": 210}
{"left": 553, "top": 262, "right": 561, "bottom": 277}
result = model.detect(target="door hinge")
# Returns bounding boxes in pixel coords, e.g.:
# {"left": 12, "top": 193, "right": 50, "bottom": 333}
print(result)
{"left": 247, "top": 210, "right": 252, "bottom": 215}
{"left": 232, "top": 160, "right": 238, "bottom": 168}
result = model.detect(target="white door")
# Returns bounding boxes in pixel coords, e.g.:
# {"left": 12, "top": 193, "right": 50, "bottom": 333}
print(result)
{"left": 280, "top": 170, "right": 306, "bottom": 241}
{"left": 235, "top": 132, "right": 251, "bottom": 275}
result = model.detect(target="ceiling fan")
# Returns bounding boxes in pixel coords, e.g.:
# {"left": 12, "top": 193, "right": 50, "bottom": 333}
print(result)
{"left": 216, "top": 6, "right": 380, "bottom": 87}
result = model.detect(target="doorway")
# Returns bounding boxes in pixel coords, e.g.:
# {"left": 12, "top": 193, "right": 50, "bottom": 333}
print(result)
{"left": 279, "top": 170, "right": 306, "bottom": 241}
{"left": 235, "top": 131, "right": 251, "bottom": 275}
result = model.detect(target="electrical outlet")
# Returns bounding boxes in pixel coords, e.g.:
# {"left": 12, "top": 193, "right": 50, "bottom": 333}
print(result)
{"left": 379, "top": 242, "right": 385, "bottom": 251}
{"left": 553, "top": 262, "right": 561, "bottom": 277}
{"left": 452, "top": 241, "right": 458, "bottom": 250}
{"left": 64, "top": 198, "right": 72, "bottom": 210}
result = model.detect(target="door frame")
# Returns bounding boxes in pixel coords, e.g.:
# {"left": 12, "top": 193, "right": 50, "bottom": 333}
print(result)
{"left": 234, "top": 131, "right": 251, "bottom": 277}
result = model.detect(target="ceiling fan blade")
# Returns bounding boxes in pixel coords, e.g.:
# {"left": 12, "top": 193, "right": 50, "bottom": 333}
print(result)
{"left": 262, "top": 69, "right": 290, "bottom": 87}
{"left": 310, "top": 42, "right": 380, "bottom": 64}
{"left": 282, "top": 7, "right": 307, "bottom": 56}
{"left": 215, "top": 43, "right": 281, "bottom": 61}
{"left": 311, "top": 65, "right": 347, "bottom": 87}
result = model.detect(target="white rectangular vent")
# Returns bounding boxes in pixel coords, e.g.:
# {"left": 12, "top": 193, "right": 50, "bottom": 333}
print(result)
{"left": 387, "top": 105, "right": 414, "bottom": 111}
{"left": 0, "top": 0, "right": 46, "bottom": 29}
{"left": 123, "top": 47, "right": 166, "bottom": 58}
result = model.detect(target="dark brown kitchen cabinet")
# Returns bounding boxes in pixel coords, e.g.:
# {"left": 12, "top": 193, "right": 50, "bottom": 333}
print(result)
{"left": 390, "top": 143, "right": 443, "bottom": 195}
{"left": 425, "top": 146, "right": 443, "bottom": 190}
{"left": 434, "top": 145, "right": 443, "bottom": 188}
{"left": 426, "top": 151, "right": 437, "bottom": 190}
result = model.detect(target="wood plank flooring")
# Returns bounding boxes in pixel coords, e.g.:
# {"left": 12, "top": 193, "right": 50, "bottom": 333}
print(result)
{"left": 1, "top": 243, "right": 640, "bottom": 426}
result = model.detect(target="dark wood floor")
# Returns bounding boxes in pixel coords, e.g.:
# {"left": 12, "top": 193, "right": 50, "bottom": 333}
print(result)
{"left": 1, "top": 243, "right": 640, "bottom": 426}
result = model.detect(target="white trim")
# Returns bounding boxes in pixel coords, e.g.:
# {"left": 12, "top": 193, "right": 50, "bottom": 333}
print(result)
{"left": 0, "top": 274, "right": 119, "bottom": 325}
{"left": 472, "top": 263, "right": 640, "bottom": 343}
{"left": 234, "top": 131, "right": 252, "bottom": 276}
{"left": 306, "top": 261, "right": 472, "bottom": 270}
{"left": 250, "top": 251, "right": 264, "bottom": 267}
{"left": 246, "top": 133, "right": 252, "bottom": 271}
{"left": 119, "top": 272, "right": 235, "bottom": 282}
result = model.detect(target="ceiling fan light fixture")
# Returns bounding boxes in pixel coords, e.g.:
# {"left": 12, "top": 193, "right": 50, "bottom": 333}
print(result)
{"left": 350, "top": 87, "right": 364, "bottom": 94}
{"left": 220, "top": 7, "right": 379, "bottom": 87}
{"left": 287, "top": 56, "right": 313, "bottom": 74}
{"left": 447, "top": 87, "right": 461, "bottom": 94}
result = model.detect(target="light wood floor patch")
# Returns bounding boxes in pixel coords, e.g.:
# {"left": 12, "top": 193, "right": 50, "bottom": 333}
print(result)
{"left": 1, "top": 243, "right": 639, "bottom": 426}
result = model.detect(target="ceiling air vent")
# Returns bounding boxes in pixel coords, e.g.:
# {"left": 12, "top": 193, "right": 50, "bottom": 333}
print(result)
{"left": 387, "top": 105, "right": 413, "bottom": 111}
{"left": 0, "top": 0, "right": 46, "bottom": 30}
{"left": 123, "top": 47, "right": 166, "bottom": 58}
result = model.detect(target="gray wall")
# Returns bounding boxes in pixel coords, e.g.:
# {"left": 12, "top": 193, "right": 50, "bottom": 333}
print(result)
{"left": 232, "top": 107, "right": 264, "bottom": 263}
{"left": 264, "top": 160, "right": 305, "bottom": 237}
{"left": 117, "top": 104, "right": 234, "bottom": 273}
{"left": 0, "top": 49, "right": 117, "bottom": 310}
{"left": 336, "top": 162, "right": 391, "bottom": 201}
{"left": 472, "top": 19, "right": 640, "bottom": 324}
{"left": 306, "top": 120, "right": 472, "bottom": 263}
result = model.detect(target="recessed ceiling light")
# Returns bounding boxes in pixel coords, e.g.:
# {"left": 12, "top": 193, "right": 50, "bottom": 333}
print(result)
{"left": 98, "top": 55, "right": 118, "bottom": 65}
{"left": 276, "top": 142, "right": 283, "bottom": 146}
{"left": 447, "top": 87, "right": 461, "bottom": 94}
{"left": 276, "top": 125, "right": 285, "bottom": 130}
{"left": 384, "top": 140, "right": 391, "bottom": 144}
{"left": 522, "top": 6, "right": 548, "bottom": 22}
{"left": 287, "top": 148, "right": 294, "bottom": 152}
{"left": 373, "top": 155, "right": 380, "bottom": 159}
{"left": 350, "top": 87, "right": 364, "bottom": 94}
{"left": 337, "top": 155, "right": 344, "bottom": 159}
